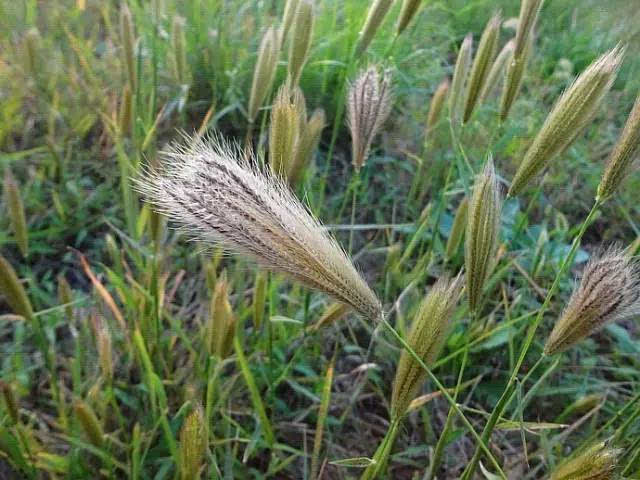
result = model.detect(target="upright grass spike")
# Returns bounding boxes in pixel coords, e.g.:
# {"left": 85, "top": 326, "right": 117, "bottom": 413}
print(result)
{"left": 136, "top": 133, "right": 382, "bottom": 322}
{"left": 3, "top": 168, "right": 28, "bottom": 258}
{"left": 396, "top": 0, "right": 423, "bottom": 36}
{"left": 179, "top": 406, "right": 206, "bottom": 480}
{"left": 445, "top": 196, "right": 469, "bottom": 261}
{"left": 287, "top": 0, "right": 314, "bottom": 85}
{"left": 279, "top": 0, "right": 300, "bottom": 47}
{"left": 500, "top": 35, "right": 531, "bottom": 120}
{"left": 355, "top": 0, "right": 394, "bottom": 57}
{"left": 513, "top": 0, "right": 544, "bottom": 58}
{"left": 248, "top": 26, "right": 280, "bottom": 124}
{"left": 0, "top": 381, "right": 19, "bottom": 425}
{"left": 479, "top": 39, "right": 514, "bottom": 104}
{"left": 448, "top": 34, "right": 473, "bottom": 124}
{"left": 269, "top": 83, "right": 304, "bottom": 176}
{"left": 73, "top": 400, "right": 104, "bottom": 448}
{"left": 0, "top": 254, "right": 33, "bottom": 320}
{"left": 508, "top": 46, "right": 624, "bottom": 196}
{"left": 544, "top": 247, "right": 640, "bottom": 355}
{"left": 172, "top": 15, "right": 188, "bottom": 85}
{"left": 207, "top": 270, "right": 237, "bottom": 359}
{"left": 290, "top": 107, "right": 325, "bottom": 186}
{"left": 120, "top": 3, "right": 136, "bottom": 92}
{"left": 425, "top": 78, "right": 449, "bottom": 141}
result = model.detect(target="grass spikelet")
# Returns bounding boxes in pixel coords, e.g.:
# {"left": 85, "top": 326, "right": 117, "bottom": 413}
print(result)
{"left": 136, "top": 133, "right": 382, "bottom": 322}
{"left": 3, "top": 168, "right": 29, "bottom": 258}
{"left": 248, "top": 26, "right": 280, "bottom": 124}
{"left": 346, "top": 66, "right": 393, "bottom": 171}
{"left": 396, "top": 0, "right": 423, "bottom": 36}
{"left": 479, "top": 39, "right": 514, "bottom": 104}
{"left": 172, "top": 15, "right": 188, "bottom": 85}
{"left": 355, "top": 0, "right": 394, "bottom": 57}
{"left": 390, "top": 275, "right": 463, "bottom": 420}
{"left": 290, "top": 107, "right": 325, "bottom": 186}
{"left": 449, "top": 34, "right": 473, "bottom": 124}
{"left": 550, "top": 442, "right": 620, "bottom": 480}
{"left": 179, "top": 406, "right": 206, "bottom": 480}
{"left": 57, "top": 274, "right": 73, "bottom": 321}
{"left": 0, "top": 381, "right": 19, "bottom": 424}
{"left": 425, "top": 78, "right": 450, "bottom": 141}
{"left": 280, "top": 0, "right": 299, "bottom": 46}
{"left": 73, "top": 400, "right": 104, "bottom": 448}
{"left": 287, "top": 0, "right": 314, "bottom": 85}
{"left": 513, "top": 0, "right": 544, "bottom": 58}
{"left": 0, "top": 254, "right": 33, "bottom": 320}
{"left": 269, "top": 83, "right": 304, "bottom": 176}
{"left": 120, "top": 3, "right": 136, "bottom": 91}
{"left": 463, "top": 12, "right": 501, "bottom": 123}
{"left": 544, "top": 247, "right": 640, "bottom": 356}
{"left": 465, "top": 158, "right": 502, "bottom": 314}
{"left": 252, "top": 270, "right": 267, "bottom": 330}
{"left": 597, "top": 92, "right": 640, "bottom": 200}
{"left": 207, "top": 270, "right": 236, "bottom": 359}
{"left": 307, "top": 301, "right": 350, "bottom": 333}
{"left": 92, "top": 316, "right": 113, "bottom": 381}
{"left": 446, "top": 196, "right": 469, "bottom": 261}
{"left": 508, "top": 46, "right": 624, "bottom": 197}
{"left": 499, "top": 35, "right": 531, "bottom": 120}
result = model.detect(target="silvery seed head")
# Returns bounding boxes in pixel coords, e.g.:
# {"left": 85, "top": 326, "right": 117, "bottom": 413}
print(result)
{"left": 346, "top": 65, "right": 393, "bottom": 171}
{"left": 136, "top": 134, "right": 382, "bottom": 321}
{"left": 545, "top": 247, "right": 640, "bottom": 355}
{"left": 550, "top": 442, "right": 620, "bottom": 480}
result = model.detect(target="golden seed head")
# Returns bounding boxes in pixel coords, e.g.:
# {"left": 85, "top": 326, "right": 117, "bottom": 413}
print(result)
{"left": 0, "top": 254, "right": 33, "bottom": 320}
{"left": 208, "top": 270, "right": 236, "bottom": 359}
{"left": 120, "top": 3, "right": 136, "bottom": 91}
{"left": 479, "top": 39, "right": 514, "bottom": 105}
{"left": 509, "top": 46, "right": 624, "bottom": 197}
{"left": 500, "top": 35, "right": 531, "bottom": 121}
{"left": 136, "top": 133, "right": 382, "bottom": 322}
{"left": 73, "top": 400, "right": 104, "bottom": 448}
{"left": 269, "top": 83, "right": 305, "bottom": 177}
{"left": 248, "top": 26, "right": 280, "bottom": 123}
{"left": 346, "top": 65, "right": 393, "bottom": 171}
{"left": 597, "top": 92, "right": 640, "bottom": 200}
{"left": 390, "top": 275, "right": 463, "bottom": 419}
{"left": 3, "top": 168, "right": 28, "bottom": 258}
{"left": 550, "top": 442, "right": 620, "bottom": 480}
{"left": 288, "top": 0, "right": 314, "bottom": 85}
{"left": 396, "top": 0, "right": 423, "bottom": 36}
{"left": 179, "top": 406, "right": 206, "bottom": 480}
{"left": 252, "top": 270, "right": 267, "bottom": 330}
{"left": 463, "top": 12, "right": 502, "bottom": 123}
{"left": 355, "top": 0, "right": 394, "bottom": 57}
{"left": 445, "top": 196, "right": 469, "bottom": 261}
{"left": 514, "top": 0, "right": 544, "bottom": 59}
{"left": 425, "top": 78, "right": 450, "bottom": 139}
{"left": 465, "top": 157, "right": 502, "bottom": 314}
{"left": 307, "top": 301, "right": 351, "bottom": 333}
{"left": 172, "top": 15, "right": 188, "bottom": 85}
{"left": 544, "top": 247, "right": 640, "bottom": 355}
{"left": 449, "top": 34, "right": 473, "bottom": 124}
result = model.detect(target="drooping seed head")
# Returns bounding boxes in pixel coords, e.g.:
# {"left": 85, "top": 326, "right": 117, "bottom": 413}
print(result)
{"left": 544, "top": 247, "right": 640, "bottom": 355}
{"left": 269, "top": 83, "right": 304, "bottom": 176}
{"left": 3, "top": 169, "right": 28, "bottom": 258}
{"left": 0, "top": 254, "right": 33, "bottom": 320}
{"left": 508, "top": 46, "right": 624, "bottom": 197}
{"left": 445, "top": 196, "right": 469, "bottom": 261}
{"left": 396, "top": 0, "right": 423, "bottom": 36}
{"left": 514, "top": 0, "right": 544, "bottom": 58}
{"left": 449, "top": 34, "right": 473, "bottom": 124}
{"left": 390, "top": 275, "right": 463, "bottom": 420}
{"left": 290, "top": 108, "right": 325, "bottom": 186}
{"left": 425, "top": 78, "right": 450, "bottom": 140}
{"left": 120, "top": 3, "right": 136, "bottom": 91}
{"left": 355, "top": 0, "right": 394, "bottom": 57}
{"left": 463, "top": 12, "right": 501, "bottom": 123}
{"left": 500, "top": 35, "right": 531, "bottom": 121}
{"left": 346, "top": 65, "right": 393, "bottom": 171}
{"left": 597, "top": 92, "right": 640, "bottom": 200}
{"left": 479, "top": 39, "right": 514, "bottom": 104}
{"left": 179, "top": 406, "right": 206, "bottom": 480}
{"left": 248, "top": 26, "right": 280, "bottom": 123}
{"left": 136, "top": 133, "right": 382, "bottom": 321}
{"left": 287, "top": 0, "right": 314, "bottom": 85}
{"left": 465, "top": 157, "right": 502, "bottom": 314}
{"left": 550, "top": 442, "right": 620, "bottom": 480}
{"left": 207, "top": 270, "right": 237, "bottom": 359}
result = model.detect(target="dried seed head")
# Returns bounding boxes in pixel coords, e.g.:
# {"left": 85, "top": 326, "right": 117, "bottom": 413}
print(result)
{"left": 248, "top": 26, "right": 280, "bottom": 123}
{"left": 3, "top": 169, "right": 28, "bottom": 258}
{"left": 0, "top": 254, "right": 33, "bottom": 320}
{"left": 269, "top": 83, "right": 305, "bottom": 176}
{"left": 479, "top": 39, "right": 514, "bottom": 104}
{"left": 280, "top": 0, "right": 300, "bottom": 46}
{"left": 597, "top": 92, "right": 640, "bottom": 200}
{"left": 0, "top": 381, "right": 19, "bottom": 424}
{"left": 396, "top": 0, "right": 423, "bottom": 36}
{"left": 207, "top": 270, "right": 236, "bottom": 359}
{"left": 514, "top": 0, "right": 544, "bottom": 58}
{"left": 120, "top": 4, "right": 136, "bottom": 91}
{"left": 179, "top": 406, "right": 206, "bottom": 480}
{"left": 500, "top": 35, "right": 531, "bottom": 121}
{"left": 391, "top": 275, "right": 463, "bottom": 419}
{"left": 355, "top": 0, "right": 394, "bottom": 57}
{"left": 136, "top": 134, "right": 382, "bottom": 321}
{"left": 449, "top": 34, "right": 473, "bottom": 124}
{"left": 445, "top": 196, "right": 469, "bottom": 261}
{"left": 307, "top": 301, "right": 351, "bottom": 333}
{"left": 73, "top": 400, "right": 104, "bottom": 448}
{"left": 346, "top": 66, "right": 393, "bottom": 171}
{"left": 172, "top": 15, "right": 188, "bottom": 85}
{"left": 425, "top": 79, "right": 450, "bottom": 140}
{"left": 252, "top": 270, "right": 267, "bottom": 330}
{"left": 287, "top": 0, "right": 314, "bottom": 85}
{"left": 550, "top": 442, "right": 620, "bottom": 480}
{"left": 463, "top": 12, "right": 501, "bottom": 123}
{"left": 509, "top": 46, "right": 624, "bottom": 197}
{"left": 465, "top": 158, "right": 502, "bottom": 314}
{"left": 290, "top": 108, "right": 325, "bottom": 186}
{"left": 544, "top": 247, "right": 640, "bottom": 355}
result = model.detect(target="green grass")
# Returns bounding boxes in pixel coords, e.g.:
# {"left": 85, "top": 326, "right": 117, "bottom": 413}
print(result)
{"left": 0, "top": 0, "right": 639, "bottom": 478}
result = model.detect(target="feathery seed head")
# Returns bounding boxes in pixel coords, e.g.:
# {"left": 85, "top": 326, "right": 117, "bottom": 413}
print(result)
{"left": 514, "top": 0, "right": 544, "bottom": 58}
{"left": 479, "top": 39, "right": 514, "bottom": 104}
{"left": 396, "top": 0, "right": 423, "bottom": 36}
{"left": 248, "top": 26, "right": 280, "bottom": 123}
{"left": 136, "top": 133, "right": 382, "bottom": 321}
{"left": 463, "top": 12, "right": 501, "bottom": 123}
{"left": 0, "top": 254, "right": 33, "bottom": 320}
{"left": 120, "top": 3, "right": 136, "bottom": 91}
{"left": 446, "top": 196, "right": 469, "bottom": 261}
{"left": 3, "top": 169, "right": 28, "bottom": 258}
{"left": 449, "top": 34, "right": 473, "bottom": 124}
{"left": 269, "top": 83, "right": 305, "bottom": 177}
{"left": 347, "top": 66, "right": 393, "bottom": 171}
{"left": 597, "top": 92, "right": 640, "bottom": 200}
{"left": 550, "top": 442, "right": 620, "bottom": 480}
{"left": 500, "top": 35, "right": 531, "bottom": 121}
{"left": 179, "top": 406, "right": 206, "bottom": 480}
{"left": 425, "top": 78, "right": 450, "bottom": 140}
{"left": 544, "top": 247, "right": 640, "bottom": 356}
{"left": 509, "top": 46, "right": 624, "bottom": 197}
{"left": 280, "top": 0, "right": 300, "bottom": 46}
{"left": 465, "top": 157, "right": 502, "bottom": 314}
{"left": 287, "top": 0, "right": 314, "bottom": 85}
{"left": 355, "top": 0, "right": 394, "bottom": 57}
{"left": 207, "top": 270, "right": 236, "bottom": 359}
{"left": 390, "top": 275, "right": 463, "bottom": 420}
{"left": 290, "top": 108, "right": 325, "bottom": 186}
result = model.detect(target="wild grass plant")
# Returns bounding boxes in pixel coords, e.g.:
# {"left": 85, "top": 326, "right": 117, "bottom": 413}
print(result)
{"left": 1, "top": 0, "right": 640, "bottom": 479}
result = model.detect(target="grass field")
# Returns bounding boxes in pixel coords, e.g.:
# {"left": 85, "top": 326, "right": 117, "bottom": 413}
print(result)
{"left": 1, "top": 0, "right": 640, "bottom": 478}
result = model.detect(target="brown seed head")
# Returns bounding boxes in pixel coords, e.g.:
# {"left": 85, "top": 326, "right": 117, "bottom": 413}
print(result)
{"left": 136, "top": 133, "right": 382, "bottom": 321}
{"left": 288, "top": 0, "right": 314, "bottom": 85}
{"left": 545, "top": 247, "right": 640, "bottom": 355}
{"left": 550, "top": 442, "right": 620, "bottom": 480}
{"left": 346, "top": 66, "right": 393, "bottom": 171}
{"left": 248, "top": 26, "right": 280, "bottom": 123}
{"left": 449, "top": 34, "right": 473, "bottom": 124}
